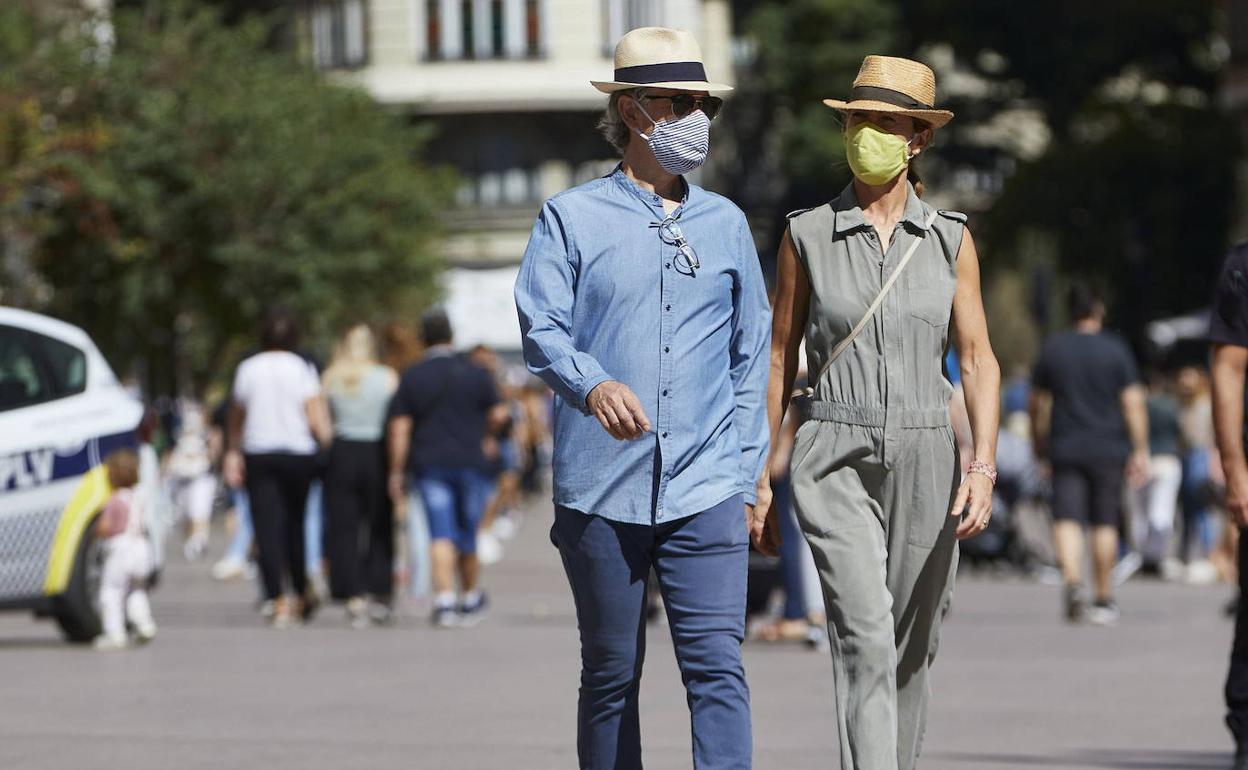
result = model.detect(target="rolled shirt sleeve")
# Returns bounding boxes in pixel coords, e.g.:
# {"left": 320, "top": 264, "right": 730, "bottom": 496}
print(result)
{"left": 729, "top": 218, "right": 773, "bottom": 504}
{"left": 514, "top": 201, "right": 612, "bottom": 414}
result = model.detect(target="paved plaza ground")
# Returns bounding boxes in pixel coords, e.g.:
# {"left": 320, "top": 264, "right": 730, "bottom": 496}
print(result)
{"left": 0, "top": 501, "right": 1237, "bottom": 770}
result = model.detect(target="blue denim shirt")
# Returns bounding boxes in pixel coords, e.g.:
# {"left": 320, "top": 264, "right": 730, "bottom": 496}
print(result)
{"left": 514, "top": 166, "right": 771, "bottom": 524}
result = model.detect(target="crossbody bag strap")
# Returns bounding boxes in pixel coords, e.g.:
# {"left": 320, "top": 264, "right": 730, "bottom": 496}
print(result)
{"left": 804, "top": 209, "right": 940, "bottom": 398}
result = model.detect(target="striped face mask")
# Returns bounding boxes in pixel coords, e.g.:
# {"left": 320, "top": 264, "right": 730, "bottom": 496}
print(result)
{"left": 635, "top": 102, "right": 711, "bottom": 175}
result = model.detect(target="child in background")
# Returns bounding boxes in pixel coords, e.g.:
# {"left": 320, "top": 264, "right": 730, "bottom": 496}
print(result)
{"left": 167, "top": 402, "right": 216, "bottom": 561}
{"left": 95, "top": 449, "right": 158, "bottom": 650}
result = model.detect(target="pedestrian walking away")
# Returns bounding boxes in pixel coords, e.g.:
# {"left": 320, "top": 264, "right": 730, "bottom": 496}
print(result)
{"left": 1029, "top": 283, "right": 1149, "bottom": 625}
{"left": 322, "top": 324, "right": 399, "bottom": 627}
{"left": 386, "top": 310, "right": 507, "bottom": 629}
{"left": 514, "top": 26, "right": 771, "bottom": 770}
{"left": 753, "top": 55, "right": 1001, "bottom": 770}
{"left": 224, "top": 307, "right": 333, "bottom": 628}
{"left": 1209, "top": 241, "right": 1248, "bottom": 770}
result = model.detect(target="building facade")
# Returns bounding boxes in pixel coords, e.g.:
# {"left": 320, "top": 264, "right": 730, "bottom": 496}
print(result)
{"left": 306, "top": 0, "right": 735, "bottom": 349}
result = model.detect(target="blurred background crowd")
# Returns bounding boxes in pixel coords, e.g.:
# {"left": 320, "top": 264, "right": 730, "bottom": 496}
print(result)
{"left": 4, "top": 0, "right": 1248, "bottom": 636}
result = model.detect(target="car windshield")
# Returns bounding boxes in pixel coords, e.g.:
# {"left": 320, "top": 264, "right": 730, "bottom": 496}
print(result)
{"left": 0, "top": 325, "right": 88, "bottom": 412}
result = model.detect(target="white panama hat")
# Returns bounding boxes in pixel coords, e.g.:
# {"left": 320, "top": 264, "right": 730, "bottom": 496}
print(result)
{"left": 591, "top": 27, "right": 732, "bottom": 94}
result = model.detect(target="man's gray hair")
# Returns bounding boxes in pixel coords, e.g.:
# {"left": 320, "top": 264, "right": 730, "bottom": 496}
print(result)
{"left": 597, "top": 89, "right": 644, "bottom": 155}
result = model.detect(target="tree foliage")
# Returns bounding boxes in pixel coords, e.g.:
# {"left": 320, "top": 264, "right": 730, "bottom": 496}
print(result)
{"left": 1, "top": 2, "right": 452, "bottom": 394}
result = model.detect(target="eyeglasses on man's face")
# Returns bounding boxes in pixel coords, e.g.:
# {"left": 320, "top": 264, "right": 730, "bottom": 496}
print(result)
{"left": 639, "top": 92, "right": 723, "bottom": 121}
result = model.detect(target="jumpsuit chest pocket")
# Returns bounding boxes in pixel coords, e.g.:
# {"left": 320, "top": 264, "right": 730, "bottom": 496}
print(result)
{"left": 902, "top": 240, "right": 955, "bottom": 328}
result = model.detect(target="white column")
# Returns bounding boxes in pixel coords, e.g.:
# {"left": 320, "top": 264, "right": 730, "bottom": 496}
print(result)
{"left": 472, "top": 0, "right": 492, "bottom": 58}
{"left": 409, "top": 0, "right": 426, "bottom": 61}
{"left": 343, "top": 0, "right": 366, "bottom": 65}
{"left": 440, "top": 0, "right": 462, "bottom": 59}
{"left": 605, "top": 0, "right": 624, "bottom": 55}
{"left": 503, "top": 0, "right": 525, "bottom": 59}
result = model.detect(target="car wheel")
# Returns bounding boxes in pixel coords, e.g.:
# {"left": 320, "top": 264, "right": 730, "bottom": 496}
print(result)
{"left": 54, "top": 517, "right": 105, "bottom": 642}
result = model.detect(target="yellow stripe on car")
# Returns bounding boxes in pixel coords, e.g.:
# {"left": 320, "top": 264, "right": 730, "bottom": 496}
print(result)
{"left": 43, "top": 465, "right": 110, "bottom": 595}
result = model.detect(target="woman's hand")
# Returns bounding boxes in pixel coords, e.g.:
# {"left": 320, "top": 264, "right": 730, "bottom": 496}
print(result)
{"left": 749, "top": 476, "right": 783, "bottom": 556}
{"left": 951, "top": 472, "right": 995, "bottom": 539}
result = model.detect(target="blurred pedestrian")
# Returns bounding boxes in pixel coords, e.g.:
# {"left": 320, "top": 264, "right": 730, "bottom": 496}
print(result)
{"left": 387, "top": 310, "right": 504, "bottom": 627}
{"left": 1179, "top": 365, "right": 1222, "bottom": 583}
{"left": 1030, "top": 283, "right": 1149, "bottom": 624}
{"left": 756, "top": 55, "right": 1000, "bottom": 770}
{"left": 322, "top": 324, "right": 398, "bottom": 627}
{"left": 1209, "top": 242, "right": 1248, "bottom": 770}
{"left": 94, "top": 449, "right": 157, "bottom": 650}
{"left": 166, "top": 401, "right": 216, "bottom": 561}
{"left": 224, "top": 308, "right": 332, "bottom": 628}
{"left": 515, "top": 27, "right": 769, "bottom": 770}
{"left": 380, "top": 319, "right": 431, "bottom": 598}
{"left": 1125, "top": 372, "right": 1183, "bottom": 578}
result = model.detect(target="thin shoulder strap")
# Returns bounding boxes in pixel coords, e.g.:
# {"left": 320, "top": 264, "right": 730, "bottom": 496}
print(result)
{"left": 805, "top": 209, "right": 941, "bottom": 397}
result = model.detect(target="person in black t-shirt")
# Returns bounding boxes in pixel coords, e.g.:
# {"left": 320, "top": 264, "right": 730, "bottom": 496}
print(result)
{"left": 386, "top": 310, "right": 505, "bottom": 628}
{"left": 1210, "top": 242, "right": 1248, "bottom": 770}
{"left": 1030, "top": 284, "right": 1149, "bottom": 625}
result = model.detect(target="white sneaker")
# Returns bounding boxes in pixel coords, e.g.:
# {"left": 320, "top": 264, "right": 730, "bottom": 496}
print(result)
{"left": 492, "top": 514, "right": 521, "bottom": 542}
{"left": 211, "top": 557, "right": 248, "bottom": 581}
{"left": 477, "top": 531, "right": 504, "bottom": 566}
{"left": 346, "top": 597, "right": 370, "bottom": 630}
{"left": 183, "top": 533, "right": 208, "bottom": 562}
{"left": 1112, "top": 552, "right": 1143, "bottom": 586}
{"left": 1186, "top": 559, "right": 1219, "bottom": 585}
{"left": 93, "top": 634, "right": 129, "bottom": 651}
{"left": 1160, "top": 558, "right": 1185, "bottom": 582}
{"left": 133, "top": 623, "right": 158, "bottom": 644}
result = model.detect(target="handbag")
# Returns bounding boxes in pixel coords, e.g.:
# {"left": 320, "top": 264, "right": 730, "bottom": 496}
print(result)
{"left": 804, "top": 209, "right": 940, "bottom": 397}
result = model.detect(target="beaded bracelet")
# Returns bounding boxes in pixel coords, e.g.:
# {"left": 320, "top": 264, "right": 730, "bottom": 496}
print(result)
{"left": 968, "top": 460, "right": 998, "bottom": 485}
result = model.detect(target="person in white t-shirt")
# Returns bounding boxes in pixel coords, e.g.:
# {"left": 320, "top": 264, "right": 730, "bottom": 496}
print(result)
{"left": 223, "top": 308, "right": 331, "bottom": 628}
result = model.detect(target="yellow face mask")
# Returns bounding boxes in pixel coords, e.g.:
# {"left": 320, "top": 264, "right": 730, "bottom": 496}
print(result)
{"left": 845, "top": 121, "right": 914, "bottom": 186}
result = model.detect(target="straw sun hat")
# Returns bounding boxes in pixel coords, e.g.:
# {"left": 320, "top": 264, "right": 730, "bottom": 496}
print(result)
{"left": 592, "top": 27, "right": 732, "bottom": 94}
{"left": 823, "top": 55, "right": 954, "bottom": 128}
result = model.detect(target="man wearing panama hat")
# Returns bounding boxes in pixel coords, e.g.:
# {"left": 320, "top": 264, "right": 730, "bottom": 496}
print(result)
{"left": 515, "top": 26, "right": 770, "bottom": 770}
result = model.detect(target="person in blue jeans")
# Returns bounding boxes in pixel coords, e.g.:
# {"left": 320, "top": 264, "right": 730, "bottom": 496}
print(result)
{"left": 386, "top": 310, "right": 505, "bottom": 627}
{"left": 514, "top": 27, "right": 770, "bottom": 770}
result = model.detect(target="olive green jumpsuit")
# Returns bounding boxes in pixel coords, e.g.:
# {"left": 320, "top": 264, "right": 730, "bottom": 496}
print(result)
{"left": 788, "top": 182, "right": 966, "bottom": 770}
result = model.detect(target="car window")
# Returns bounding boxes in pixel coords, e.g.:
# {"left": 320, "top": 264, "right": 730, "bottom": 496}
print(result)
{"left": 0, "top": 325, "right": 88, "bottom": 412}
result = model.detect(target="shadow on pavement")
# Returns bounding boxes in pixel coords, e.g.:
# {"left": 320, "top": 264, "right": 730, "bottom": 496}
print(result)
{"left": 927, "top": 749, "right": 1228, "bottom": 769}
{"left": 0, "top": 636, "right": 73, "bottom": 651}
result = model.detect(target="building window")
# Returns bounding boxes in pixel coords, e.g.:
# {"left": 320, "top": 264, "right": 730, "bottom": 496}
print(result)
{"left": 425, "top": 0, "right": 542, "bottom": 61}
{"left": 311, "top": 0, "right": 368, "bottom": 70}
{"left": 602, "top": 0, "right": 663, "bottom": 55}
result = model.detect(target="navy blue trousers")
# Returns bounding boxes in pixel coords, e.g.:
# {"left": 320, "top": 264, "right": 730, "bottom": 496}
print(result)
{"left": 553, "top": 495, "right": 752, "bottom": 770}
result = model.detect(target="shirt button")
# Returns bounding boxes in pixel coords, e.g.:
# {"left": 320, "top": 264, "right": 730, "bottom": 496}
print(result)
{"left": 661, "top": 432, "right": 669, "bottom": 438}
{"left": 662, "top": 390, "right": 669, "bottom": 396}
{"left": 664, "top": 346, "right": 670, "bottom": 353}
{"left": 665, "top": 263, "right": 671, "bottom": 269}
{"left": 665, "top": 304, "right": 671, "bottom": 311}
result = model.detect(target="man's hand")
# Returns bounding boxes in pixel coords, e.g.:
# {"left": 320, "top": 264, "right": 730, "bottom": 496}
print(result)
{"left": 223, "top": 450, "right": 245, "bottom": 488}
{"left": 388, "top": 471, "right": 408, "bottom": 518}
{"left": 1126, "top": 449, "right": 1151, "bottom": 489}
{"left": 749, "top": 477, "right": 782, "bottom": 556}
{"left": 1227, "top": 465, "right": 1248, "bottom": 528}
{"left": 586, "top": 381, "right": 652, "bottom": 440}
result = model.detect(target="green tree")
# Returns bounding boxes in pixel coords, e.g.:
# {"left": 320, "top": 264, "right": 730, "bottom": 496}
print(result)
{"left": 1, "top": 2, "right": 452, "bottom": 395}
{"left": 910, "top": 0, "right": 1237, "bottom": 339}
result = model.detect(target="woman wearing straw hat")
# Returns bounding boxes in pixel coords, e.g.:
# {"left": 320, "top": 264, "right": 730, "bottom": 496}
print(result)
{"left": 751, "top": 56, "right": 1001, "bottom": 770}
{"left": 515, "top": 26, "right": 770, "bottom": 770}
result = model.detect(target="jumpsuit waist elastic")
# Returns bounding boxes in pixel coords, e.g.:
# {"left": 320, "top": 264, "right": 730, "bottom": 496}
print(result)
{"left": 806, "top": 401, "right": 950, "bottom": 429}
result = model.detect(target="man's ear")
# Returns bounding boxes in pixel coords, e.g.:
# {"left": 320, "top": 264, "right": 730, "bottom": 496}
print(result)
{"left": 620, "top": 94, "right": 649, "bottom": 135}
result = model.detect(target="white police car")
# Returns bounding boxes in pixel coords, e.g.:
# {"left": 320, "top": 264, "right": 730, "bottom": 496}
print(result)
{"left": 0, "top": 307, "right": 162, "bottom": 641}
